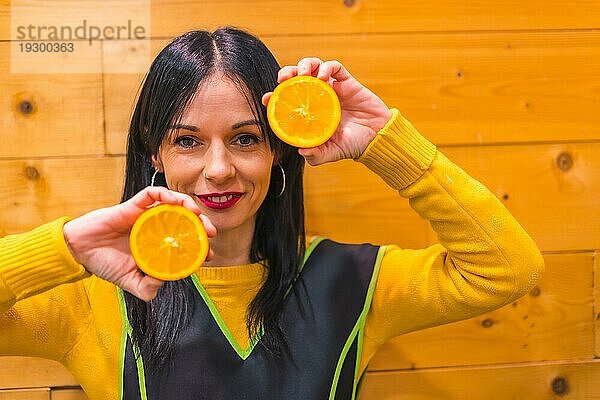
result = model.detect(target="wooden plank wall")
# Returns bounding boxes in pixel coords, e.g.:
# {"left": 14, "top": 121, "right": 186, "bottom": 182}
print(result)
{"left": 1, "top": 0, "right": 599, "bottom": 398}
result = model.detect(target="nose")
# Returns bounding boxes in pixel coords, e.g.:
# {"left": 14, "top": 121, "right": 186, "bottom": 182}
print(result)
{"left": 202, "top": 143, "right": 235, "bottom": 183}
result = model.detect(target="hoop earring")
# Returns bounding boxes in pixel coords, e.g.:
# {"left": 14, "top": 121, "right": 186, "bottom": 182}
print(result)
{"left": 151, "top": 169, "right": 160, "bottom": 186}
{"left": 276, "top": 164, "right": 286, "bottom": 198}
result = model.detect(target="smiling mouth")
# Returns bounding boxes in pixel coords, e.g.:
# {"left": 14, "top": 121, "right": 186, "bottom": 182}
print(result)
{"left": 207, "top": 194, "right": 235, "bottom": 203}
{"left": 197, "top": 193, "right": 243, "bottom": 209}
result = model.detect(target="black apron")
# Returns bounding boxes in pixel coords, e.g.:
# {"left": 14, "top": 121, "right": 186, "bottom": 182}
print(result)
{"left": 118, "top": 238, "right": 383, "bottom": 400}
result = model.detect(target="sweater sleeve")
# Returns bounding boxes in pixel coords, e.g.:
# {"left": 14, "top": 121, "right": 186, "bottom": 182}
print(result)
{"left": 358, "top": 109, "right": 544, "bottom": 356}
{"left": 0, "top": 218, "right": 92, "bottom": 360}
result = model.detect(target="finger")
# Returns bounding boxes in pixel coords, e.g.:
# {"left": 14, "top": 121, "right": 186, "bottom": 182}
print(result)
{"left": 261, "top": 92, "right": 272, "bottom": 107}
{"left": 297, "top": 57, "right": 323, "bottom": 77}
{"left": 298, "top": 147, "right": 326, "bottom": 166}
{"left": 173, "top": 192, "right": 203, "bottom": 215}
{"left": 130, "top": 187, "right": 202, "bottom": 215}
{"left": 316, "top": 60, "right": 353, "bottom": 83}
{"left": 198, "top": 214, "right": 216, "bottom": 262}
{"left": 277, "top": 65, "right": 298, "bottom": 83}
{"left": 129, "top": 186, "right": 175, "bottom": 210}
{"left": 205, "top": 248, "right": 215, "bottom": 262}
{"left": 199, "top": 214, "right": 217, "bottom": 238}
{"left": 123, "top": 272, "right": 165, "bottom": 302}
{"left": 136, "top": 275, "right": 165, "bottom": 302}
{"left": 131, "top": 186, "right": 186, "bottom": 209}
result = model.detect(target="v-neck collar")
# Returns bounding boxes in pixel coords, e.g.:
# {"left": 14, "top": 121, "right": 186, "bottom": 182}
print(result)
{"left": 190, "top": 237, "right": 325, "bottom": 360}
{"left": 190, "top": 273, "right": 260, "bottom": 359}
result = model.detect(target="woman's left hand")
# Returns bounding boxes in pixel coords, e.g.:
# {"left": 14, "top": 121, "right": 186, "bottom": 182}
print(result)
{"left": 262, "top": 58, "right": 392, "bottom": 166}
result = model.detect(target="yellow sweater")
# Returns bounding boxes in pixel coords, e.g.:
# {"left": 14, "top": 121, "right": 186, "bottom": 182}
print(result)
{"left": 0, "top": 110, "right": 544, "bottom": 400}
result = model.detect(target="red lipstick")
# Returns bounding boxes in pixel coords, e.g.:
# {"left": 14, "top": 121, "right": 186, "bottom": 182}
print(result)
{"left": 197, "top": 192, "right": 243, "bottom": 209}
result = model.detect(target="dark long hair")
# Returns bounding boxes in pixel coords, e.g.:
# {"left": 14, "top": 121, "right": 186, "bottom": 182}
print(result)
{"left": 121, "top": 27, "right": 306, "bottom": 369}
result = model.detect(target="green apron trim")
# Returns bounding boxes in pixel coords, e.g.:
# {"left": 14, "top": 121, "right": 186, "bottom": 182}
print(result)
{"left": 119, "top": 236, "right": 367, "bottom": 397}
{"left": 328, "top": 316, "right": 362, "bottom": 400}
{"left": 117, "top": 288, "right": 127, "bottom": 400}
{"left": 117, "top": 288, "right": 148, "bottom": 400}
{"left": 190, "top": 237, "right": 325, "bottom": 360}
{"left": 353, "top": 245, "right": 386, "bottom": 399}
{"left": 284, "top": 236, "right": 325, "bottom": 298}
{"left": 303, "top": 236, "right": 326, "bottom": 265}
{"left": 190, "top": 273, "right": 260, "bottom": 360}
{"left": 329, "top": 245, "right": 386, "bottom": 400}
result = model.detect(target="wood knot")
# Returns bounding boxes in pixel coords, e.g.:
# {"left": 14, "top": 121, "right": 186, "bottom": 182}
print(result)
{"left": 529, "top": 286, "right": 541, "bottom": 297}
{"left": 556, "top": 152, "right": 573, "bottom": 172}
{"left": 343, "top": 0, "right": 356, "bottom": 7}
{"left": 551, "top": 376, "right": 569, "bottom": 396}
{"left": 24, "top": 166, "right": 40, "bottom": 180}
{"left": 455, "top": 69, "right": 464, "bottom": 79}
{"left": 19, "top": 100, "right": 34, "bottom": 115}
{"left": 481, "top": 318, "right": 494, "bottom": 328}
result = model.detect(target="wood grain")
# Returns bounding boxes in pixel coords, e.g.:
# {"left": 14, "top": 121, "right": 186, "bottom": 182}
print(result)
{"left": 442, "top": 143, "right": 599, "bottom": 253}
{"left": 305, "top": 142, "right": 600, "bottom": 253}
{"left": 361, "top": 359, "right": 600, "bottom": 399}
{"left": 103, "top": 39, "right": 169, "bottom": 155}
{"left": 594, "top": 251, "right": 600, "bottom": 358}
{"left": 1, "top": 0, "right": 149, "bottom": 42}
{"left": 0, "top": 157, "right": 125, "bottom": 235}
{"left": 0, "top": 358, "right": 77, "bottom": 388}
{"left": 104, "top": 31, "right": 600, "bottom": 155}
{"left": 0, "top": 388, "right": 49, "bottom": 400}
{"left": 51, "top": 389, "right": 88, "bottom": 400}
{"left": 368, "top": 253, "right": 594, "bottom": 370}
{"left": 0, "top": 42, "right": 104, "bottom": 158}
{"left": 304, "top": 160, "right": 430, "bottom": 250}
{"left": 3, "top": 1, "right": 600, "bottom": 40}
{"left": 150, "top": 1, "right": 600, "bottom": 37}
{"left": 265, "top": 31, "right": 600, "bottom": 146}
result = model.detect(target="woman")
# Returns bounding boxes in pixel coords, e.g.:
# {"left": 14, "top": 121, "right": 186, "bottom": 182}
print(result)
{"left": 0, "top": 27, "right": 543, "bottom": 399}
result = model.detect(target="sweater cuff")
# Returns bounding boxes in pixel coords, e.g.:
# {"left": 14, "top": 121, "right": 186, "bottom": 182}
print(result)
{"left": 0, "top": 217, "right": 89, "bottom": 301}
{"left": 357, "top": 109, "right": 437, "bottom": 190}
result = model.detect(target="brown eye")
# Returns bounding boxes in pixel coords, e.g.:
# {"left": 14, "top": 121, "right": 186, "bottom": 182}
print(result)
{"left": 175, "top": 136, "right": 197, "bottom": 148}
{"left": 236, "top": 134, "right": 259, "bottom": 147}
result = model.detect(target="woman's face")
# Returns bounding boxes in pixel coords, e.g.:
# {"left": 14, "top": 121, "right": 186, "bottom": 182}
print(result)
{"left": 154, "top": 73, "right": 275, "bottom": 236}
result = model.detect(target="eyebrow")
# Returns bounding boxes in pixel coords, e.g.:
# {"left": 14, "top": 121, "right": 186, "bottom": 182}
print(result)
{"left": 171, "top": 124, "right": 198, "bottom": 132}
{"left": 231, "top": 119, "right": 261, "bottom": 130}
{"left": 170, "top": 119, "right": 260, "bottom": 132}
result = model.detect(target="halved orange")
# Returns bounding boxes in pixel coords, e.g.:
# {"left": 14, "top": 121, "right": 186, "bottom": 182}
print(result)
{"left": 267, "top": 75, "right": 341, "bottom": 148}
{"left": 129, "top": 204, "right": 209, "bottom": 281}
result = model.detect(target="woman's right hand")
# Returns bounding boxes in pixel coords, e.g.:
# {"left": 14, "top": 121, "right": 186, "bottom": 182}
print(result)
{"left": 262, "top": 58, "right": 392, "bottom": 166}
{"left": 62, "top": 187, "right": 216, "bottom": 301}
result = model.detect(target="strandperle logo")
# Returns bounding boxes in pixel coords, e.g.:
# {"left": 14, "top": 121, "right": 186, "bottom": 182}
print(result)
{"left": 10, "top": 0, "right": 151, "bottom": 74}
{"left": 15, "top": 19, "right": 147, "bottom": 45}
